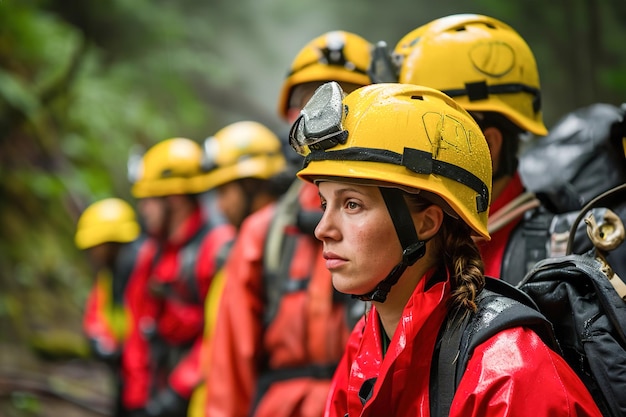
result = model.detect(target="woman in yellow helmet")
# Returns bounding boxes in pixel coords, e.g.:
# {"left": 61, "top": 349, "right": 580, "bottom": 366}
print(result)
{"left": 290, "top": 82, "right": 601, "bottom": 417}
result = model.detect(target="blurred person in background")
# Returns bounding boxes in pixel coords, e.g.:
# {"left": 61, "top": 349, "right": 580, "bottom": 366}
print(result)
{"left": 392, "top": 14, "right": 626, "bottom": 285}
{"left": 75, "top": 197, "right": 148, "bottom": 416}
{"left": 390, "top": 14, "right": 548, "bottom": 281}
{"left": 202, "top": 30, "right": 372, "bottom": 417}
{"left": 187, "top": 120, "right": 288, "bottom": 416}
{"left": 121, "top": 137, "right": 236, "bottom": 417}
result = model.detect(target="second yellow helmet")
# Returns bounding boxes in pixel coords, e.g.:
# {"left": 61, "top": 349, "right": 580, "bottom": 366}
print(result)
{"left": 398, "top": 14, "right": 547, "bottom": 136}
{"left": 201, "top": 121, "right": 286, "bottom": 190}
{"left": 75, "top": 198, "right": 141, "bottom": 250}
{"left": 130, "top": 137, "right": 211, "bottom": 198}
{"left": 277, "top": 30, "right": 373, "bottom": 120}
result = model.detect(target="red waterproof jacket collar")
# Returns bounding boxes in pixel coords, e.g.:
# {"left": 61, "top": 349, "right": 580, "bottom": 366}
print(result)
{"left": 325, "top": 267, "right": 602, "bottom": 417}
{"left": 325, "top": 266, "right": 600, "bottom": 417}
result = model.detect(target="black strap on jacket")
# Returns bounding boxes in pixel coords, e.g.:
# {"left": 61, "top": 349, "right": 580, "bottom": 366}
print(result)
{"left": 430, "top": 278, "right": 559, "bottom": 417}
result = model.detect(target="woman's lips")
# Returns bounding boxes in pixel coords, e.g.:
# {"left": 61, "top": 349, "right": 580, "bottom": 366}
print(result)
{"left": 323, "top": 251, "right": 347, "bottom": 270}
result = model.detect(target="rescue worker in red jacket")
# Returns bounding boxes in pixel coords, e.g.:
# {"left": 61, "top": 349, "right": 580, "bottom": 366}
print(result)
{"left": 75, "top": 197, "right": 143, "bottom": 361}
{"left": 202, "top": 31, "right": 372, "bottom": 417}
{"left": 75, "top": 197, "right": 148, "bottom": 416}
{"left": 122, "top": 137, "right": 236, "bottom": 417}
{"left": 187, "top": 120, "right": 288, "bottom": 417}
{"left": 290, "top": 81, "right": 601, "bottom": 417}
{"left": 390, "top": 14, "right": 548, "bottom": 280}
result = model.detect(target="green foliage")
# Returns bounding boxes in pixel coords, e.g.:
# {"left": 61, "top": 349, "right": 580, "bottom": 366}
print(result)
{"left": 0, "top": 0, "right": 227, "bottom": 360}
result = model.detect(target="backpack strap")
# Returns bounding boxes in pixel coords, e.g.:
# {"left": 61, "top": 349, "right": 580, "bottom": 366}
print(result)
{"left": 430, "top": 278, "right": 558, "bottom": 417}
{"left": 112, "top": 235, "right": 147, "bottom": 305}
{"left": 262, "top": 180, "right": 307, "bottom": 326}
{"left": 487, "top": 191, "right": 540, "bottom": 234}
{"left": 177, "top": 223, "right": 214, "bottom": 305}
{"left": 500, "top": 207, "right": 557, "bottom": 286}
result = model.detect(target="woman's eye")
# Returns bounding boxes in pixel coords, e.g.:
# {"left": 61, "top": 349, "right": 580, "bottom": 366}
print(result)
{"left": 346, "top": 201, "right": 359, "bottom": 210}
{"left": 320, "top": 201, "right": 327, "bottom": 211}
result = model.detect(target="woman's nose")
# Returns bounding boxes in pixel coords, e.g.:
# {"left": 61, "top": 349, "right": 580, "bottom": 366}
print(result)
{"left": 315, "top": 209, "right": 339, "bottom": 242}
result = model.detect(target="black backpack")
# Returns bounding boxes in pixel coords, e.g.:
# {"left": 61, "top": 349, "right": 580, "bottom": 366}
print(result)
{"left": 432, "top": 184, "right": 626, "bottom": 417}
{"left": 501, "top": 102, "right": 626, "bottom": 286}
{"left": 517, "top": 184, "right": 626, "bottom": 417}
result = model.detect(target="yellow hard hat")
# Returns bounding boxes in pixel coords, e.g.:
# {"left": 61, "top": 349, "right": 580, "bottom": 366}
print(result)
{"left": 393, "top": 14, "right": 492, "bottom": 69}
{"left": 75, "top": 198, "right": 141, "bottom": 250}
{"left": 277, "top": 30, "right": 372, "bottom": 120}
{"left": 291, "top": 82, "right": 492, "bottom": 239}
{"left": 131, "top": 137, "right": 211, "bottom": 198}
{"left": 202, "top": 121, "right": 287, "bottom": 189}
{"left": 399, "top": 14, "right": 547, "bottom": 136}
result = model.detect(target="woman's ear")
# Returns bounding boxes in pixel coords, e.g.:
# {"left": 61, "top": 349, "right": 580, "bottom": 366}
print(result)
{"left": 414, "top": 204, "right": 444, "bottom": 240}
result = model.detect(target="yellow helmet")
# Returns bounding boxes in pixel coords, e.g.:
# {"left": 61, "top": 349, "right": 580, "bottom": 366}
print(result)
{"left": 399, "top": 14, "right": 547, "bottom": 136}
{"left": 292, "top": 82, "right": 492, "bottom": 239}
{"left": 201, "top": 121, "right": 287, "bottom": 189}
{"left": 131, "top": 137, "right": 211, "bottom": 198}
{"left": 75, "top": 198, "right": 141, "bottom": 250}
{"left": 392, "top": 24, "right": 431, "bottom": 70}
{"left": 277, "top": 30, "right": 372, "bottom": 120}
{"left": 393, "top": 14, "right": 492, "bottom": 69}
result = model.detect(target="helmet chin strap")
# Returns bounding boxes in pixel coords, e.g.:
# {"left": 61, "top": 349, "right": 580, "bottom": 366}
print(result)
{"left": 353, "top": 187, "right": 426, "bottom": 303}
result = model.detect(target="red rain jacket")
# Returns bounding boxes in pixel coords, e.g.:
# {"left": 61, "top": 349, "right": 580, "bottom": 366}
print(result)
{"left": 204, "top": 182, "right": 355, "bottom": 417}
{"left": 121, "top": 207, "right": 235, "bottom": 409}
{"left": 324, "top": 268, "right": 602, "bottom": 417}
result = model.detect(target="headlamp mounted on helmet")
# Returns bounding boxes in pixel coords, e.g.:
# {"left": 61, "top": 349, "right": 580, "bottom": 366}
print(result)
{"left": 289, "top": 81, "right": 348, "bottom": 155}
{"left": 287, "top": 32, "right": 369, "bottom": 78}
{"left": 201, "top": 136, "right": 220, "bottom": 173}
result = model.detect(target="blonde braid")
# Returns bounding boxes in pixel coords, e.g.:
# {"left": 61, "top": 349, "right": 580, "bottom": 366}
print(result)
{"left": 437, "top": 218, "right": 485, "bottom": 315}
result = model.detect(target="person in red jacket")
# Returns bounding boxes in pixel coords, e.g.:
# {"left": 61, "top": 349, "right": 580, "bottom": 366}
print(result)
{"left": 75, "top": 197, "right": 143, "bottom": 362}
{"left": 289, "top": 81, "right": 601, "bottom": 417}
{"left": 75, "top": 197, "right": 149, "bottom": 417}
{"left": 202, "top": 31, "right": 372, "bottom": 417}
{"left": 186, "top": 120, "right": 289, "bottom": 417}
{"left": 389, "top": 14, "right": 548, "bottom": 280}
{"left": 122, "top": 137, "right": 236, "bottom": 417}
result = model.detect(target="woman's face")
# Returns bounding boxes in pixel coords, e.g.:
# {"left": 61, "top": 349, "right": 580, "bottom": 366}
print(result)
{"left": 315, "top": 181, "right": 403, "bottom": 295}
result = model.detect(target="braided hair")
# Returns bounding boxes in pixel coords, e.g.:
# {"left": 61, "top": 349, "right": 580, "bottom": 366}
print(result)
{"left": 405, "top": 193, "right": 485, "bottom": 316}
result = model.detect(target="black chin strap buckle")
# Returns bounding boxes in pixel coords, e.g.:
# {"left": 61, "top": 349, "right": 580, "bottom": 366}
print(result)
{"left": 353, "top": 240, "right": 427, "bottom": 303}
{"left": 403, "top": 241, "right": 426, "bottom": 266}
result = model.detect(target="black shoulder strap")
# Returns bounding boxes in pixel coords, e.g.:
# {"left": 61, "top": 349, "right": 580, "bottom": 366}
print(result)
{"left": 431, "top": 278, "right": 558, "bottom": 417}
{"left": 431, "top": 312, "right": 468, "bottom": 417}
{"left": 112, "top": 234, "right": 147, "bottom": 304}
{"left": 262, "top": 180, "right": 307, "bottom": 326}
{"left": 178, "top": 223, "right": 213, "bottom": 305}
{"left": 500, "top": 207, "right": 560, "bottom": 286}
